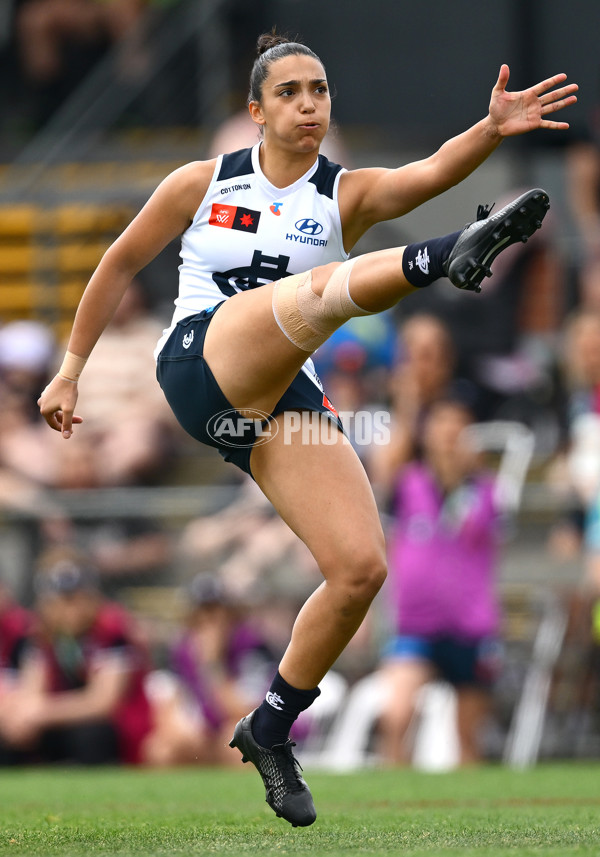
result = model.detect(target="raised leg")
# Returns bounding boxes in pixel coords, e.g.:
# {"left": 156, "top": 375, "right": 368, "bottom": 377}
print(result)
{"left": 202, "top": 247, "right": 414, "bottom": 415}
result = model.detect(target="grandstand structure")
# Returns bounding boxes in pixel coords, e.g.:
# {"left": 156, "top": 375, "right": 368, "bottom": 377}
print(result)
{"left": 0, "top": 0, "right": 238, "bottom": 338}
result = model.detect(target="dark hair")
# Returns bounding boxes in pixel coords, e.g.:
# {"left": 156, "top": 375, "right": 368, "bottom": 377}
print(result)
{"left": 248, "top": 29, "right": 325, "bottom": 104}
{"left": 427, "top": 386, "right": 478, "bottom": 422}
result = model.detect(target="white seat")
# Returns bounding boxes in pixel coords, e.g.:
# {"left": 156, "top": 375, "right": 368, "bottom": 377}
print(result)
{"left": 411, "top": 682, "right": 460, "bottom": 771}
{"left": 316, "top": 672, "right": 389, "bottom": 770}
{"left": 315, "top": 675, "right": 461, "bottom": 771}
{"left": 296, "top": 670, "right": 349, "bottom": 761}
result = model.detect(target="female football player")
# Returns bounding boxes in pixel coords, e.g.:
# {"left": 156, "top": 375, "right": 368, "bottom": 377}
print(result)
{"left": 39, "top": 32, "right": 577, "bottom": 825}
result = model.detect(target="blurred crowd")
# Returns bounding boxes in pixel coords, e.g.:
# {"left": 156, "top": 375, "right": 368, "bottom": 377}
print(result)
{"left": 3, "top": 135, "right": 600, "bottom": 766}
{"left": 0, "top": 0, "right": 183, "bottom": 134}
{"left": 3, "top": 0, "right": 600, "bottom": 770}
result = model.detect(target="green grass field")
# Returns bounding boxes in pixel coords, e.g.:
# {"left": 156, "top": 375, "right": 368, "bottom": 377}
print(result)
{"left": 1, "top": 763, "right": 599, "bottom": 856}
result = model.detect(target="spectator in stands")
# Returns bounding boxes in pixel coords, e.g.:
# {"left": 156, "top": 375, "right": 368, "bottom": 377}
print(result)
{"left": 0, "top": 320, "right": 56, "bottom": 418}
{"left": 369, "top": 313, "right": 476, "bottom": 498}
{"left": 395, "top": 188, "right": 565, "bottom": 430}
{"left": 57, "top": 278, "right": 177, "bottom": 488}
{"left": 311, "top": 311, "right": 396, "bottom": 462}
{"left": 561, "top": 65, "right": 600, "bottom": 311}
{"left": 0, "top": 305, "right": 174, "bottom": 594}
{"left": 178, "top": 475, "right": 320, "bottom": 601}
{"left": 0, "top": 320, "right": 64, "bottom": 516}
{"left": 14, "top": 0, "right": 149, "bottom": 124}
{"left": 546, "top": 308, "right": 600, "bottom": 558}
{"left": 0, "top": 578, "right": 33, "bottom": 764}
{"left": 0, "top": 546, "right": 155, "bottom": 765}
{"left": 17, "top": 0, "right": 146, "bottom": 84}
{"left": 143, "top": 573, "right": 278, "bottom": 766}
{"left": 0, "top": 579, "right": 31, "bottom": 677}
{"left": 545, "top": 307, "right": 600, "bottom": 732}
{"left": 0, "top": 301, "right": 175, "bottom": 490}
{"left": 376, "top": 395, "right": 502, "bottom": 766}
{"left": 566, "top": 90, "right": 600, "bottom": 260}
{"left": 565, "top": 82, "right": 600, "bottom": 312}
{"left": 0, "top": 578, "right": 32, "bottom": 693}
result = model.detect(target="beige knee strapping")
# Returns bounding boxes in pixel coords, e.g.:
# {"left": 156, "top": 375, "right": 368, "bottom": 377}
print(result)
{"left": 272, "top": 258, "right": 372, "bottom": 352}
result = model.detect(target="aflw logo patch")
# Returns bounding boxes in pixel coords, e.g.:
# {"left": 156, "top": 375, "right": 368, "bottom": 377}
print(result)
{"left": 322, "top": 394, "right": 338, "bottom": 418}
{"left": 209, "top": 203, "right": 261, "bottom": 233}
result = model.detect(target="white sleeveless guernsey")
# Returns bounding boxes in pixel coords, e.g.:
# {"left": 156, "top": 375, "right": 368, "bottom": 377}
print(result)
{"left": 154, "top": 143, "right": 349, "bottom": 386}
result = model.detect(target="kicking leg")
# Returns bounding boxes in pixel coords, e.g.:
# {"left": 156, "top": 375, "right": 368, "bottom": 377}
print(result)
{"left": 204, "top": 188, "right": 550, "bottom": 414}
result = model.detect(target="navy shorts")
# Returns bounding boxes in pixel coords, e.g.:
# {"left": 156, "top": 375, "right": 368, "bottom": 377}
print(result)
{"left": 382, "top": 634, "right": 502, "bottom": 689}
{"left": 156, "top": 303, "right": 345, "bottom": 477}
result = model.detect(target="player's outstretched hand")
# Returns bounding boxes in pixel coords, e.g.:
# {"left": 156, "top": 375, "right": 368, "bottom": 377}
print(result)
{"left": 38, "top": 375, "right": 83, "bottom": 438}
{"left": 489, "top": 64, "right": 578, "bottom": 136}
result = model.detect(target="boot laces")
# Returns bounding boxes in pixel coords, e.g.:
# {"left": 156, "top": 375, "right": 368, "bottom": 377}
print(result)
{"left": 272, "top": 741, "right": 305, "bottom": 794}
{"left": 476, "top": 202, "right": 495, "bottom": 221}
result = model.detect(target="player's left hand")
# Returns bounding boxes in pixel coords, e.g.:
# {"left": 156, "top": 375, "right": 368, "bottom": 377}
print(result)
{"left": 489, "top": 64, "right": 578, "bottom": 136}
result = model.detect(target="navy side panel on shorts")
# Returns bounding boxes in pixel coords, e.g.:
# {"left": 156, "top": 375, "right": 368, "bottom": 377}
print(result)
{"left": 156, "top": 304, "right": 237, "bottom": 448}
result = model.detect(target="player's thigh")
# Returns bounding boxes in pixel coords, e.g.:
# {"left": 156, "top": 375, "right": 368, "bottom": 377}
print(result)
{"left": 250, "top": 417, "right": 386, "bottom": 582}
{"left": 202, "top": 284, "right": 309, "bottom": 415}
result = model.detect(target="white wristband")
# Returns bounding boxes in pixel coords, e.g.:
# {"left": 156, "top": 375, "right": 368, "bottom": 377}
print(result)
{"left": 58, "top": 350, "right": 87, "bottom": 383}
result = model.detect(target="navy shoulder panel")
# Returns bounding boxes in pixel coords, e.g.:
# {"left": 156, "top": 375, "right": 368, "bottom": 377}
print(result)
{"left": 308, "top": 154, "right": 343, "bottom": 199}
{"left": 217, "top": 147, "right": 254, "bottom": 181}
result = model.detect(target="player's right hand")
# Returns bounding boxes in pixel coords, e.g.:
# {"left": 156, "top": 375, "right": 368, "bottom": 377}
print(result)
{"left": 37, "top": 375, "right": 83, "bottom": 438}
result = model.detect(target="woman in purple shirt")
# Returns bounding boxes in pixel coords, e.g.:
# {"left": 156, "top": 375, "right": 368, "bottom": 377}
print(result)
{"left": 378, "top": 396, "right": 502, "bottom": 765}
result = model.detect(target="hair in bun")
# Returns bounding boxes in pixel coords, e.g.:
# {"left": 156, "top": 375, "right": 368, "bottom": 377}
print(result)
{"left": 248, "top": 28, "right": 324, "bottom": 104}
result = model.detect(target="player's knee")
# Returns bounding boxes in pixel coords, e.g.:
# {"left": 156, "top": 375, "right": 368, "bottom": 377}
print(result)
{"left": 272, "top": 258, "right": 370, "bottom": 352}
{"left": 338, "top": 549, "right": 387, "bottom": 605}
{"left": 310, "top": 261, "right": 342, "bottom": 297}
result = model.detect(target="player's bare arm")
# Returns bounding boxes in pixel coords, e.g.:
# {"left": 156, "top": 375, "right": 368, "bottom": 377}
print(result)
{"left": 38, "top": 159, "right": 215, "bottom": 437}
{"left": 339, "top": 66, "right": 578, "bottom": 248}
{"left": 67, "top": 160, "right": 215, "bottom": 359}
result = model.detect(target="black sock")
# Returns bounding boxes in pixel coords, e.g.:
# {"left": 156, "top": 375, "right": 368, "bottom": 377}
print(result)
{"left": 401, "top": 230, "right": 462, "bottom": 287}
{"left": 251, "top": 671, "right": 321, "bottom": 749}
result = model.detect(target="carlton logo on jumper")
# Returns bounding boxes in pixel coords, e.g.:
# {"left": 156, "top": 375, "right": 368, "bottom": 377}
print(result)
{"left": 209, "top": 203, "right": 261, "bottom": 233}
{"left": 182, "top": 330, "right": 194, "bottom": 349}
{"left": 206, "top": 408, "right": 278, "bottom": 448}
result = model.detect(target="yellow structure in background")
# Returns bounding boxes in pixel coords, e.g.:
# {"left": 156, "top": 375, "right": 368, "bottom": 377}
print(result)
{"left": 0, "top": 201, "right": 133, "bottom": 340}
